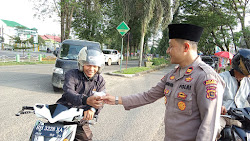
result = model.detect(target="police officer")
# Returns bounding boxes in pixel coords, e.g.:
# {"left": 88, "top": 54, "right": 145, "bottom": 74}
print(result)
{"left": 56, "top": 47, "right": 105, "bottom": 141}
{"left": 103, "top": 24, "right": 225, "bottom": 141}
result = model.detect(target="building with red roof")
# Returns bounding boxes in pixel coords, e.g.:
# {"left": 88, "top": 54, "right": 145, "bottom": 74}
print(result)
{"left": 39, "top": 34, "right": 61, "bottom": 51}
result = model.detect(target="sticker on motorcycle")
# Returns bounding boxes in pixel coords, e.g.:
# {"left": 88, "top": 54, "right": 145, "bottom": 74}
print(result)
{"left": 34, "top": 121, "right": 64, "bottom": 138}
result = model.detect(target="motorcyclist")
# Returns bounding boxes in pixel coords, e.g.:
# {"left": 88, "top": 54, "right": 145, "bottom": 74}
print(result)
{"left": 56, "top": 46, "right": 105, "bottom": 141}
{"left": 217, "top": 48, "right": 250, "bottom": 138}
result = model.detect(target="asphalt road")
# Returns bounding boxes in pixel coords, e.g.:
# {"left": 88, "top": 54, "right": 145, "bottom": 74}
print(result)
{"left": 0, "top": 49, "right": 53, "bottom": 57}
{"left": 0, "top": 61, "right": 175, "bottom": 141}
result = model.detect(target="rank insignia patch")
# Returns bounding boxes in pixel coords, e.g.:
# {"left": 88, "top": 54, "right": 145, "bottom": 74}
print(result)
{"left": 185, "top": 76, "right": 193, "bottom": 82}
{"left": 178, "top": 101, "right": 186, "bottom": 111}
{"left": 203, "top": 79, "right": 217, "bottom": 85}
{"left": 206, "top": 86, "right": 217, "bottom": 90}
{"left": 164, "top": 89, "right": 170, "bottom": 95}
{"left": 170, "top": 75, "right": 175, "bottom": 80}
{"left": 177, "top": 92, "right": 187, "bottom": 100}
{"left": 185, "top": 67, "right": 193, "bottom": 74}
{"left": 206, "top": 88, "right": 217, "bottom": 100}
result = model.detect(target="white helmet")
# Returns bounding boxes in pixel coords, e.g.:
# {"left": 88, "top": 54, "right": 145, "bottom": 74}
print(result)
{"left": 77, "top": 47, "right": 105, "bottom": 73}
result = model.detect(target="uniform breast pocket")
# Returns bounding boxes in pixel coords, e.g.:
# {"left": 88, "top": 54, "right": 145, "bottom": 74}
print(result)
{"left": 174, "top": 90, "right": 193, "bottom": 115}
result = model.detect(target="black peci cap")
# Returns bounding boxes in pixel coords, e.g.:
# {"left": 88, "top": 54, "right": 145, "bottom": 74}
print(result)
{"left": 168, "top": 24, "right": 204, "bottom": 42}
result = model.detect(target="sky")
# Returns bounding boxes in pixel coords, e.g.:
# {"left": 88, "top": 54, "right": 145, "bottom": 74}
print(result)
{"left": 0, "top": 0, "right": 61, "bottom": 35}
{"left": 0, "top": 0, "right": 249, "bottom": 36}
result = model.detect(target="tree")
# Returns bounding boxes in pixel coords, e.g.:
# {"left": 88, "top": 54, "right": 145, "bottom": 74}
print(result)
{"left": 226, "top": 0, "right": 250, "bottom": 48}
{"left": 32, "top": 0, "right": 77, "bottom": 41}
{"left": 27, "top": 36, "right": 46, "bottom": 46}
{"left": 157, "top": 28, "right": 169, "bottom": 56}
{"left": 60, "top": 0, "right": 77, "bottom": 40}
{"left": 72, "top": 0, "right": 106, "bottom": 47}
{"left": 130, "top": 0, "right": 179, "bottom": 67}
{"left": 173, "top": 0, "right": 241, "bottom": 54}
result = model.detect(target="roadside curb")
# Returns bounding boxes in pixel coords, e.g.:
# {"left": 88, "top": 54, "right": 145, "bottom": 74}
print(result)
{"left": 105, "top": 64, "right": 169, "bottom": 78}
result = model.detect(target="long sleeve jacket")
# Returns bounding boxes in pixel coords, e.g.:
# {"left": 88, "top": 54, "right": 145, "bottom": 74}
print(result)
{"left": 219, "top": 71, "right": 250, "bottom": 110}
{"left": 56, "top": 69, "right": 106, "bottom": 114}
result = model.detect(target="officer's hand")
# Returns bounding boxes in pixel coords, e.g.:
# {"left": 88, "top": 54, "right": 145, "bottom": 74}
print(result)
{"left": 83, "top": 110, "right": 94, "bottom": 120}
{"left": 221, "top": 106, "right": 227, "bottom": 115}
{"left": 87, "top": 96, "right": 103, "bottom": 109}
{"left": 102, "top": 94, "right": 116, "bottom": 105}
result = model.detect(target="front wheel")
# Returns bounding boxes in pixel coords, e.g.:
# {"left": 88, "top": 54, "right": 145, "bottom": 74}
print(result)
{"left": 53, "top": 86, "right": 61, "bottom": 92}
{"left": 107, "top": 59, "right": 112, "bottom": 66}
{"left": 117, "top": 59, "right": 121, "bottom": 65}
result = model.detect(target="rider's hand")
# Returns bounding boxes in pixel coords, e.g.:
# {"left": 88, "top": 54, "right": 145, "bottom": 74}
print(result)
{"left": 221, "top": 106, "right": 227, "bottom": 115}
{"left": 87, "top": 96, "right": 103, "bottom": 109}
{"left": 102, "top": 94, "right": 116, "bottom": 105}
{"left": 83, "top": 110, "right": 94, "bottom": 120}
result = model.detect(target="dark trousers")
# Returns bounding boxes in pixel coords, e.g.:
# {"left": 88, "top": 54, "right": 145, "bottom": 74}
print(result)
{"left": 74, "top": 123, "right": 93, "bottom": 141}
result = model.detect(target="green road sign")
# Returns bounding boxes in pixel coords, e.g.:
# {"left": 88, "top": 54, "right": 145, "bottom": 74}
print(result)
{"left": 116, "top": 21, "right": 130, "bottom": 36}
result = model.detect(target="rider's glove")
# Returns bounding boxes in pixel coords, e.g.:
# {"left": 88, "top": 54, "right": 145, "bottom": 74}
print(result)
{"left": 82, "top": 96, "right": 88, "bottom": 105}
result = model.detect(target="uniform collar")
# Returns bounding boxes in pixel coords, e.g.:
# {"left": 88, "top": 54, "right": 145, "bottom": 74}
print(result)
{"left": 175, "top": 56, "right": 202, "bottom": 80}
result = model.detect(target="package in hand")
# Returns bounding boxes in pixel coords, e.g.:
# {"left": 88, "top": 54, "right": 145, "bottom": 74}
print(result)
{"left": 93, "top": 91, "right": 106, "bottom": 97}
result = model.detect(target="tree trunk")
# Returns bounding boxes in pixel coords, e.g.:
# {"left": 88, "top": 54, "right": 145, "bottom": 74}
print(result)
{"left": 65, "top": 6, "right": 74, "bottom": 40}
{"left": 242, "top": 28, "right": 250, "bottom": 48}
{"left": 139, "top": 24, "right": 145, "bottom": 67}
{"left": 61, "top": 0, "right": 65, "bottom": 41}
{"left": 229, "top": 26, "right": 238, "bottom": 52}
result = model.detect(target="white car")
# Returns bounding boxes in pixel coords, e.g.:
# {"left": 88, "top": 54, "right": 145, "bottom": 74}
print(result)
{"left": 102, "top": 49, "right": 121, "bottom": 66}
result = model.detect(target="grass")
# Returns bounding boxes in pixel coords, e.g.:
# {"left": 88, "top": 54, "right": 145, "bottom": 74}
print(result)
{"left": 114, "top": 66, "right": 155, "bottom": 74}
{"left": 0, "top": 55, "right": 56, "bottom": 66}
{"left": 113, "top": 58, "right": 169, "bottom": 74}
{"left": 0, "top": 60, "right": 56, "bottom": 66}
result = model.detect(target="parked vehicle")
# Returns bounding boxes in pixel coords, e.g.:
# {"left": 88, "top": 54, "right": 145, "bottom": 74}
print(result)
{"left": 102, "top": 49, "right": 121, "bottom": 66}
{"left": 211, "top": 56, "right": 219, "bottom": 71}
{"left": 16, "top": 103, "right": 98, "bottom": 141}
{"left": 218, "top": 107, "right": 250, "bottom": 141}
{"left": 201, "top": 56, "right": 216, "bottom": 69}
{"left": 52, "top": 39, "right": 101, "bottom": 92}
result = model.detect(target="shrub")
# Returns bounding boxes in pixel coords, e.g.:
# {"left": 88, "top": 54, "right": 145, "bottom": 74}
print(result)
{"left": 152, "top": 58, "right": 167, "bottom": 66}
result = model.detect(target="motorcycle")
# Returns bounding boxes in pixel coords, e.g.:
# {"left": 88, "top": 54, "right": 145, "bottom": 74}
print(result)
{"left": 218, "top": 107, "right": 250, "bottom": 141}
{"left": 16, "top": 103, "right": 97, "bottom": 141}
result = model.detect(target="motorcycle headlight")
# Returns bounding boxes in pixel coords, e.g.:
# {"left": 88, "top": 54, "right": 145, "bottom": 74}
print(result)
{"left": 53, "top": 67, "right": 63, "bottom": 74}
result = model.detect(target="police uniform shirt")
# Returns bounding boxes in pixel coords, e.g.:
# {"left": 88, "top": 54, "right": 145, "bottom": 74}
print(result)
{"left": 122, "top": 56, "right": 225, "bottom": 141}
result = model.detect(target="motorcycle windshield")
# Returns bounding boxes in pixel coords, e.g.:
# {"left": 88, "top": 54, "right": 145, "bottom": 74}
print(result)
{"left": 48, "top": 104, "right": 69, "bottom": 118}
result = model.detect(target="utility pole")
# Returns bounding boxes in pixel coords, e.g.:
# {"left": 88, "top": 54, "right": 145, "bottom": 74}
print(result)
{"left": 1, "top": 25, "right": 4, "bottom": 50}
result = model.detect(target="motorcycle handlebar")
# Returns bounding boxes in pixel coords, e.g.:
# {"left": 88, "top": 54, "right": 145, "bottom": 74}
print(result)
{"left": 22, "top": 106, "right": 34, "bottom": 110}
{"left": 15, "top": 106, "right": 34, "bottom": 116}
